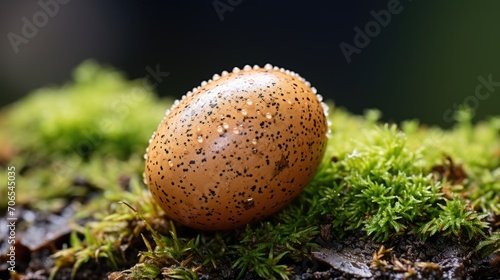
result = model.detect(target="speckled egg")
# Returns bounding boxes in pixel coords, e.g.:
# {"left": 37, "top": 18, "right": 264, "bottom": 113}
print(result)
{"left": 144, "top": 64, "right": 329, "bottom": 231}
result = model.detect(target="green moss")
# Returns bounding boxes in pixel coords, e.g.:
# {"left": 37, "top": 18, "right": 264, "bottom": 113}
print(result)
{"left": 3, "top": 60, "right": 170, "bottom": 161}
{"left": 0, "top": 60, "right": 170, "bottom": 211}
{"left": 2, "top": 63, "right": 499, "bottom": 279}
{"left": 419, "top": 196, "right": 488, "bottom": 239}
{"left": 306, "top": 109, "right": 498, "bottom": 242}
{"left": 312, "top": 123, "right": 445, "bottom": 241}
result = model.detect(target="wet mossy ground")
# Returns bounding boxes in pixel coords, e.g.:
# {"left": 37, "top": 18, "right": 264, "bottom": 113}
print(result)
{"left": 1, "top": 61, "right": 499, "bottom": 279}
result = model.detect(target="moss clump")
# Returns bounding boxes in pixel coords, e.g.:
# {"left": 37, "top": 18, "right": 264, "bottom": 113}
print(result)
{"left": 313, "top": 123, "right": 446, "bottom": 241}
{"left": 1, "top": 62, "right": 499, "bottom": 279}
{"left": 310, "top": 113, "right": 495, "bottom": 242}
{"left": 0, "top": 61, "right": 170, "bottom": 211}
{"left": 3, "top": 60, "right": 170, "bottom": 160}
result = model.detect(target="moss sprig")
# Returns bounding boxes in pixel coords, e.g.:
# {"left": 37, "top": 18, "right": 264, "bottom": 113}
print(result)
{"left": 419, "top": 196, "right": 488, "bottom": 239}
{"left": 477, "top": 231, "right": 500, "bottom": 256}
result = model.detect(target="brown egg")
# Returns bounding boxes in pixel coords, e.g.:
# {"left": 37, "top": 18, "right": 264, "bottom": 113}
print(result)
{"left": 144, "top": 64, "right": 329, "bottom": 231}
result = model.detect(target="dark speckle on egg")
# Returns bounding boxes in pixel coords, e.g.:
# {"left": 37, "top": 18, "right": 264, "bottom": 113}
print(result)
{"left": 273, "top": 154, "right": 289, "bottom": 178}
{"left": 144, "top": 64, "right": 329, "bottom": 231}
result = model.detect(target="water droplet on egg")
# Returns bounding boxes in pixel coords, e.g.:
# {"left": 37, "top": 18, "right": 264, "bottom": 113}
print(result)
{"left": 246, "top": 99, "right": 253, "bottom": 105}
{"left": 252, "top": 148, "right": 258, "bottom": 154}
{"left": 223, "top": 122, "right": 229, "bottom": 129}
{"left": 168, "top": 160, "right": 174, "bottom": 167}
{"left": 321, "top": 103, "right": 330, "bottom": 117}
{"left": 197, "top": 135, "right": 203, "bottom": 143}
{"left": 265, "top": 112, "right": 273, "bottom": 119}
{"left": 232, "top": 127, "right": 240, "bottom": 135}
{"left": 243, "top": 197, "right": 255, "bottom": 210}
{"left": 241, "top": 108, "right": 247, "bottom": 116}
{"left": 251, "top": 138, "right": 258, "bottom": 145}
{"left": 326, "top": 120, "right": 332, "bottom": 138}
{"left": 216, "top": 125, "right": 224, "bottom": 134}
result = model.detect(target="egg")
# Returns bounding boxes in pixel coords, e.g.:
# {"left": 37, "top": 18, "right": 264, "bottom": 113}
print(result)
{"left": 144, "top": 64, "right": 329, "bottom": 231}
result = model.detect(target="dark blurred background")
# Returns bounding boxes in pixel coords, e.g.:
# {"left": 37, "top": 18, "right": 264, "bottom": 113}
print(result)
{"left": 1, "top": 0, "right": 499, "bottom": 127}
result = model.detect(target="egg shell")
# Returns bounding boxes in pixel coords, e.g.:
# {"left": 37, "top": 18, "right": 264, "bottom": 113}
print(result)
{"left": 144, "top": 64, "right": 328, "bottom": 231}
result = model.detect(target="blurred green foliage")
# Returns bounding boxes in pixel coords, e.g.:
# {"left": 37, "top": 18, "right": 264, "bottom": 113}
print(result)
{"left": 3, "top": 60, "right": 170, "bottom": 160}
{"left": 0, "top": 60, "right": 170, "bottom": 211}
